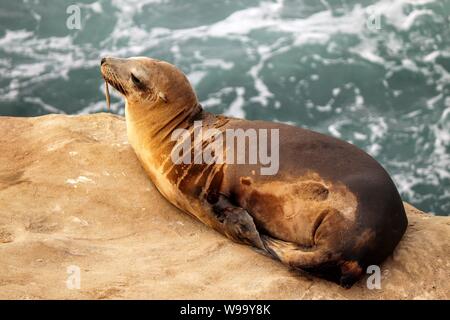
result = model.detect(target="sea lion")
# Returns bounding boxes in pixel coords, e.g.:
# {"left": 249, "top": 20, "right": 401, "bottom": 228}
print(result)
{"left": 100, "top": 56, "right": 408, "bottom": 287}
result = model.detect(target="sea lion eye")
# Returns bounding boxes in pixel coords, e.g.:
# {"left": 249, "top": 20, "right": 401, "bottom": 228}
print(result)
{"left": 131, "top": 73, "right": 141, "bottom": 85}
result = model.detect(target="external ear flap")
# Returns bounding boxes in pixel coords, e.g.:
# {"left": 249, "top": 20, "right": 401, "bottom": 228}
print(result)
{"left": 158, "top": 91, "right": 168, "bottom": 103}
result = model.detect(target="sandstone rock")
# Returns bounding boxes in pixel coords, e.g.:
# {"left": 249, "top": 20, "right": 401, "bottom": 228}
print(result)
{"left": 0, "top": 113, "right": 448, "bottom": 299}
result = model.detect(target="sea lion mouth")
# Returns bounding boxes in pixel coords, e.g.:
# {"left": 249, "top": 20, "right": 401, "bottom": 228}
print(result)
{"left": 100, "top": 63, "right": 128, "bottom": 110}
{"left": 102, "top": 73, "right": 127, "bottom": 96}
{"left": 102, "top": 73, "right": 127, "bottom": 111}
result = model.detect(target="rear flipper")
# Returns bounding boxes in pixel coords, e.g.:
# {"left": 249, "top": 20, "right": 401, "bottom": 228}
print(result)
{"left": 204, "top": 193, "right": 362, "bottom": 287}
{"left": 206, "top": 194, "right": 332, "bottom": 268}
{"left": 262, "top": 235, "right": 363, "bottom": 287}
{"left": 206, "top": 193, "right": 265, "bottom": 250}
{"left": 261, "top": 235, "right": 331, "bottom": 268}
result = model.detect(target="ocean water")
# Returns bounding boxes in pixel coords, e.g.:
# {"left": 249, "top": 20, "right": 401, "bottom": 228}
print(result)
{"left": 0, "top": 0, "right": 449, "bottom": 215}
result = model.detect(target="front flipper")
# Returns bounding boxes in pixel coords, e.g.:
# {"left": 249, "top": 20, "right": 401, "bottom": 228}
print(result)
{"left": 206, "top": 193, "right": 265, "bottom": 250}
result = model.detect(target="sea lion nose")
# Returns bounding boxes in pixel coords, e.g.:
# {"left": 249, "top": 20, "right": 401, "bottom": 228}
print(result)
{"left": 101, "top": 57, "right": 107, "bottom": 66}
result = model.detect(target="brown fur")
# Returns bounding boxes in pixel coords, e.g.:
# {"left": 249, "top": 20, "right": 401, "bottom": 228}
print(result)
{"left": 100, "top": 56, "right": 408, "bottom": 287}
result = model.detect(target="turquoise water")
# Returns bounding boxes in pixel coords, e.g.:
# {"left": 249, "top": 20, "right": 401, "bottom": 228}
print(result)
{"left": 0, "top": 0, "right": 449, "bottom": 215}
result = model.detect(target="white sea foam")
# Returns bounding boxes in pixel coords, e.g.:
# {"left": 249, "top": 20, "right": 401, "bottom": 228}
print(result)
{"left": 24, "top": 97, "right": 65, "bottom": 114}
{"left": 0, "top": 0, "right": 447, "bottom": 213}
{"left": 224, "top": 87, "right": 246, "bottom": 118}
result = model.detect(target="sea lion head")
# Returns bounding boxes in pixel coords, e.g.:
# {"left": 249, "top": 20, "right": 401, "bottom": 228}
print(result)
{"left": 100, "top": 56, "right": 198, "bottom": 112}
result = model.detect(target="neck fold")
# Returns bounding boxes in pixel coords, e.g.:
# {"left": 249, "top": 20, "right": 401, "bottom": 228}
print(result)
{"left": 126, "top": 101, "right": 204, "bottom": 150}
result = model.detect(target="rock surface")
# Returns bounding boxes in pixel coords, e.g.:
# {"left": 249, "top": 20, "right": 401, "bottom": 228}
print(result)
{"left": 0, "top": 113, "right": 448, "bottom": 300}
